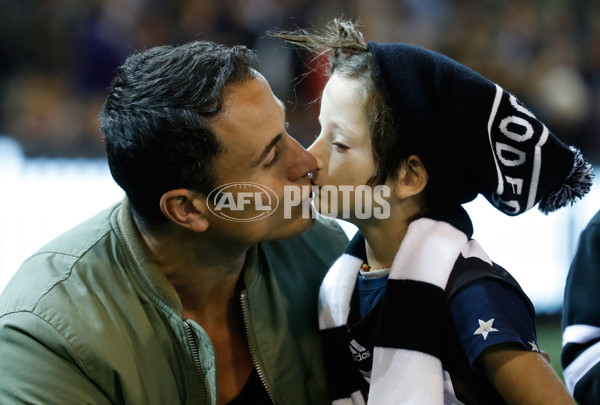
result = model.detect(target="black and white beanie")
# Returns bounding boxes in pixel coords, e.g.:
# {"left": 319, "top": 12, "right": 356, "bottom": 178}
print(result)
{"left": 368, "top": 41, "right": 593, "bottom": 215}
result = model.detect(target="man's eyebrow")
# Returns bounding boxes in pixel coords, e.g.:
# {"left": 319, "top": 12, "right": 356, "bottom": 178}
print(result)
{"left": 253, "top": 133, "right": 283, "bottom": 167}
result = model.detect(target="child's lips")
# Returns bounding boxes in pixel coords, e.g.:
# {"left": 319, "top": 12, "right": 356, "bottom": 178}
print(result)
{"left": 309, "top": 175, "right": 322, "bottom": 195}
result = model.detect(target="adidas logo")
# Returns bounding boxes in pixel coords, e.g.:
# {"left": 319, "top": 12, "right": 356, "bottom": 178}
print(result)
{"left": 349, "top": 339, "right": 371, "bottom": 362}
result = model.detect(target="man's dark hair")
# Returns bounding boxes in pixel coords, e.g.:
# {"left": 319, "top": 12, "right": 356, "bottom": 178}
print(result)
{"left": 100, "top": 41, "right": 259, "bottom": 227}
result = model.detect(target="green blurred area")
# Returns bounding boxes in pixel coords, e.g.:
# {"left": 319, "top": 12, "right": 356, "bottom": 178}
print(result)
{"left": 536, "top": 314, "right": 565, "bottom": 381}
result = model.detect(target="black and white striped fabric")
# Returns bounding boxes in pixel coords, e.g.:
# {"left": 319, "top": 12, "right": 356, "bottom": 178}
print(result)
{"left": 562, "top": 209, "right": 600, "bottom": 404}
{"left": 319, "top": 213, "right": 470, "bottom": 404}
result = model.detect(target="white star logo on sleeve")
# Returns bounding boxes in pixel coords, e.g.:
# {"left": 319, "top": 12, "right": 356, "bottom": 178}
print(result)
{"left": 473, "top": 318, "right": 499, "bottom": 340}
{"left": 528, "top": 341, "right": 540, "bottom": 352}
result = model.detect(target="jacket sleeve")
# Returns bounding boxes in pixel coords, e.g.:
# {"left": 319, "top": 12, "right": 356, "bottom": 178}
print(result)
{"left": 0, "top": 311, "right": 112, "bottom": 405}
{"left": 561, "top": 211, "right": 600, "bottom": 405}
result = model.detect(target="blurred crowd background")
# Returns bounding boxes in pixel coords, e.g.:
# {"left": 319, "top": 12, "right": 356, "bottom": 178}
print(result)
{"left": 1, "top": 0, "right": 599, "bottom": 161}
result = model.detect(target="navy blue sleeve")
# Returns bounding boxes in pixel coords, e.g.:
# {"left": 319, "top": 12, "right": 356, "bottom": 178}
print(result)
{"left": 449, "top": 278, "right": 539, "bottom": 367}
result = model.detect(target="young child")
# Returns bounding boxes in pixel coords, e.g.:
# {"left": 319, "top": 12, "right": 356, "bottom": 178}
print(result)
{"left": 271, "top": 20, "right": 591, "bottom": 404}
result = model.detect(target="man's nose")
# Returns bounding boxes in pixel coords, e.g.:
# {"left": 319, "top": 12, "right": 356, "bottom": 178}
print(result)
{"left": 307, "top": 137, "right": 324, "bottom": 177}
{"left": 288, "top": 136, "right": 317, "bottom": 181}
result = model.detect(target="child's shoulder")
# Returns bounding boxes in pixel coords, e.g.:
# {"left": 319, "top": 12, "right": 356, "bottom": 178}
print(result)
{"left": 446, "top": 242, "right": 531, "bottom": 312}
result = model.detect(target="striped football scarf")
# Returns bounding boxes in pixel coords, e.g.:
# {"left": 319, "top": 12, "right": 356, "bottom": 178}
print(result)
{"left": 319, "top": 213, "right": 471, "bottom": 404}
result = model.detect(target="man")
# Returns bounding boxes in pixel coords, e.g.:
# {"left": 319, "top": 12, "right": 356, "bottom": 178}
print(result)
{"left": 0, "top": 41, "right": 348, "bottom": 404}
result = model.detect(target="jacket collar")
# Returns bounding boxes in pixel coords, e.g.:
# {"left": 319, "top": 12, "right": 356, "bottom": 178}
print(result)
{"left": 114, "top": 197, "right": 260, "bottom": 316}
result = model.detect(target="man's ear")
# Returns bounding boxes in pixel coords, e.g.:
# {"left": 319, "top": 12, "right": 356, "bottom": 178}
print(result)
{"left": 393, "top": 155, "right": 429, "bottom": 200}
{"left": 159, "top": 189, "right": 209, "bottom": 232}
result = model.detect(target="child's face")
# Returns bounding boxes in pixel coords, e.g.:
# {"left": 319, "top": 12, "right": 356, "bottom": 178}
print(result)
{"left": 309, "top": 73, "right": 377, "bottom": 218}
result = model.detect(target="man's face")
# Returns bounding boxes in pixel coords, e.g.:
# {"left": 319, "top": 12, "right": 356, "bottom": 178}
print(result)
{"left": 206, "top": 72, "right": 317, "bottom": 244}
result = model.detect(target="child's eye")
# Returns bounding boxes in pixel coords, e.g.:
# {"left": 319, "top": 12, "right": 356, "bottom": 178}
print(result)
{"left": 333, "top": 142, "right": 350, "bottom": 151}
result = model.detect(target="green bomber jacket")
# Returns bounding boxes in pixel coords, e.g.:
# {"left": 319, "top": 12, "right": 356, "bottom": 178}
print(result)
{"left": 0, "top": 199, "right": 348, "bottom": 404}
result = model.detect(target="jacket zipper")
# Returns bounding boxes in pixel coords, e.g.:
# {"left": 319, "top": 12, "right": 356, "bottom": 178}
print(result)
{"left": 183, "top": 321, "right": 207, "bottom": 404}
{"left": 240, "top": 291, "right": 276, "bottom": 404}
